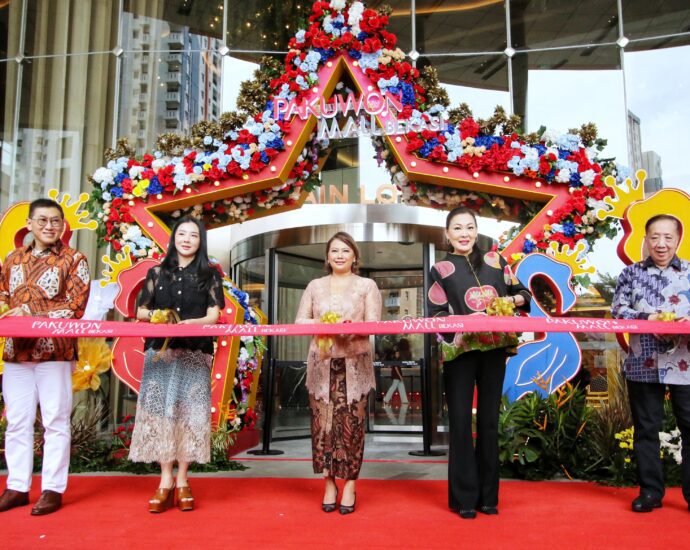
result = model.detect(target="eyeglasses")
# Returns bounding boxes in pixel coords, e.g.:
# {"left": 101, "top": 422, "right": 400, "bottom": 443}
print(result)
{"left": 30, "top": 217, "right": 63, "bottom": 228}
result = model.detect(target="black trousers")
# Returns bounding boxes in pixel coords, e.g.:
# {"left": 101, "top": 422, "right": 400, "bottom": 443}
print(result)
{"left": 627, "top": 380, "right": 690, "bottom": 503}
{"left": 443, "top": 348, "right": 507, "bottom": 510}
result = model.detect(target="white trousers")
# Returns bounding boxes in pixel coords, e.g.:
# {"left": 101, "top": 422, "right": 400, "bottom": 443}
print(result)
{"left": 384, "top": 379, "right": 409, "bottom": 403}
{"left": 2, "top": 361, "right": 73, "bottom": 493}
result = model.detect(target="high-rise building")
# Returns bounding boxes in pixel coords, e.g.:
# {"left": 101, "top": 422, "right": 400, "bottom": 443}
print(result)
{"left": 641, "top": 150, "right": 663, "bottom": 194}
{"left": 626, "top": 110, "right": 643, "bottom": 171}
{"left": 118, "top": 13, "right": 222, "bottom": 156}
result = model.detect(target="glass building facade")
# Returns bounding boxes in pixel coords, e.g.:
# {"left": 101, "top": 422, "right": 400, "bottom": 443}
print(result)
{"left": 1, "top": 1, "right": 689, "bottom": 444}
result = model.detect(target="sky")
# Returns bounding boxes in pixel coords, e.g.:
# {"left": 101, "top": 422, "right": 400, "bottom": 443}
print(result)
{"left": 221, "top": 45, "right": 690, "bottom": 280}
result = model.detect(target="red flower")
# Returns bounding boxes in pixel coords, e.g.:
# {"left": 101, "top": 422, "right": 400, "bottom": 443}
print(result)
{"left": 678, "top": 359, "right": 688, "bottom": 372}
{"left": 459, "top": 118, "right": 480, "bottom": 139}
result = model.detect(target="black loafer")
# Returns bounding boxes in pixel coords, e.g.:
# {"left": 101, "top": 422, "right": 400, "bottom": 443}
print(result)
{"left": 479, "top": 505, "right": 498, "bottom": 515}
{"left": 631, "top": 494, "right": 662, "bottom": 513}
{"left": 458, "top": 509, "right": 476, "bottom": 519}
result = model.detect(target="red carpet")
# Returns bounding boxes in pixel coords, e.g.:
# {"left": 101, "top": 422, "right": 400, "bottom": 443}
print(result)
{"left": 0, "top": 476, "right": 688, "bottom": 549}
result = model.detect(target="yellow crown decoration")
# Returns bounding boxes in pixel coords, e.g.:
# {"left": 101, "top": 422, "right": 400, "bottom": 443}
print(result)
{"left": 48, "top": 188, "right": 99, "bottom": 231}
{"left": 547, "top": 241, "right": 595, "bottom": 276}
{"left": 100, "top": 245, "right": 133, "bottom": 287}
{"left": 594, "top": 169, "right": 646, "bottom": 221}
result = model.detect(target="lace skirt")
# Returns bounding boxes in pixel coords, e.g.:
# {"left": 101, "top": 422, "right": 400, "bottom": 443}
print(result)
{"left": 129, "top": 348, "right": 212, "bottom": 464}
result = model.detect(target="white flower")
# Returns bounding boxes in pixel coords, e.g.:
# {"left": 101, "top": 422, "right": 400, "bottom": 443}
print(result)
{"left": 93, "top": 167, "right": 115, "bottom": 185}
{"left": 555, "top": 168, "right": 571, "bottom": 183}
{"left": 129, "top": 165, "right": 145, "bottom": 179}
{"left": 152, "top": 158, "right": 167, "bottom": 171}
{"left": 123, "top": 225, "right": 143, "bottom": 242}
{"left": 580, "top": 169, "right": 596, "bottom": 186}
{"left": 329, "top": 0, "right": 346, "bottom": 11}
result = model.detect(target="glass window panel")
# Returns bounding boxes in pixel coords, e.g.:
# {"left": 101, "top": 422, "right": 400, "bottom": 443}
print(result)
{"left": 1, "top": 0, "right": 19, "bottom": 60}
{"left": 226, "top": 1, "right": 412, "bottom": 54}
{"left": 510, "top": 0, "right": 618, "bottom": 50}
{"left": 624, "top": 45, "right": 690, "bottom": 195}
{"left": 426, "top": 54, "right": 508, "bottom": 94}
{"left": 622, "top": 0, "right": 690, "bottom": 46}
{"left": 0, "top": 2, "right": 14, "bottom": 208}
{"left": 124, "top": 0, "right": 223, "bottom": 40}
{"left": 415, "top": 0, "right": 506, "bottom": 54}
{"left": 25, "top": 0, "right": 120, "bottom": 56}
{"left": 118, "top": 25, "right": 223, "bottom": 156}
{"left": 374, "top": 0, "right": 413, "bottom": 54}
{"left": 226, "top": 1, "right": 312, "bottom": 52}
{"left": 9, "top": 54, "right": 115, "bottom": 203}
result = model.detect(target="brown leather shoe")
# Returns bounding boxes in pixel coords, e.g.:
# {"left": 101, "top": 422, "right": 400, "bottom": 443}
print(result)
{"left": 176, "top": 485, "right": 194, "bottom": 511}
{"left": 149, "top": 483, "right": 175, "bottom": 513}
{"left": 0, "top": 489, "right": 30, "bottom": 512}
{"left": 31, "top": 490, "right": 62, "bottom": 516}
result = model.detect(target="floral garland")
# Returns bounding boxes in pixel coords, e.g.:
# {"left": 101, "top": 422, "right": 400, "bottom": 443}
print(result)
{"left": 218, "top": 277, "right": 264, "bottom": 432}
{"left": 89, "top": 1, "right": 626, "bottom": 421}
{"left": 90, "top": 0, "right": 620, "bottom": 267}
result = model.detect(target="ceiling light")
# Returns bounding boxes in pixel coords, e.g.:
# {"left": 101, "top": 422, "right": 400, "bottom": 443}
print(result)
{"left": 408, "top": 49, "right": 419, "bottom": 61}
{"left": 504, "top": 47, "right": 516, "bottom": 58}
{"left": 616, "top": 36, "right": 629, "bottom": 48}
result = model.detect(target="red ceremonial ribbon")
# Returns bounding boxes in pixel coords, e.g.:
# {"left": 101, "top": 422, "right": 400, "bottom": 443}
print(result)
{"left": 0, "top": 315, "right": 688, "bottom": 338}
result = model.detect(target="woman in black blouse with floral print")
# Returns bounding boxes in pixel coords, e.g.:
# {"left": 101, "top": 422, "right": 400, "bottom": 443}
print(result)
{"left": 428, "top": 206, "right": 531, "bottom": 520}
{"left": 129, "top": 216, "right": 225, "bottom": 513}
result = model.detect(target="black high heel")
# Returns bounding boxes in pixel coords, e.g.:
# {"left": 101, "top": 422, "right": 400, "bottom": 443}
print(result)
{"left": 322, "top": 484, "right": 338, "bottom": 513}
{"left": 339, "top": 493, "right": 356, "bottom": 515}
{"left": 479, "top": 505, "right": 498, "bottom": 515}
{"left": 458, "top": 509, "right": 476, "bottom": 519}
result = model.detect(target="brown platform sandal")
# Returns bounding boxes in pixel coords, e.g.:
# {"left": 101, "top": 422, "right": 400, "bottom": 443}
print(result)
{"left": 176, "top": 486, "right": 194, "bottom": 511}
{"left": 149, "top": 483, "right": 175, "bottom": 513}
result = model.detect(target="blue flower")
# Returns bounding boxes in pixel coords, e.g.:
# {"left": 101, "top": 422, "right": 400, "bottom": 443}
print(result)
{"left": 357, "top": 32, "right": 369, "bottom": 41}
{"left": 115, "top": 172, "right": 127, "bottom": 184}
{"left": 266, "top": 137, "right": 284, "bottom": 150}
{"left": 110, "top": 187, "right": 123, "bottom": 198}
{"left": 569, "top": 172, "right": 582, "bottom": 187}
{"left": 348, "top": 49, "right": 362, "bottom": 60}
{"left": 294, "top": 30, "right": 306, "bottom": 44}
{"left": 148, "top": 178, "right": 163, "bottom": 194}
{"left": 562, "top": 221, "right": 577, "bottom": 237}
{"left": 474, "top": 136, "right": 505, "bottom": 148}
{"left": 523, "top": 240, "right": 536, "bottom": 253}
{"left": 400, "top": 82, "right": 415, "bottom": 106}
{"left": 313, "top": 47, "right": 335, "bottom": 61}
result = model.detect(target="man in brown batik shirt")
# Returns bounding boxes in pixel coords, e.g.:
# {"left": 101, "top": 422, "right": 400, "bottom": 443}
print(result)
{"left": 0, "top": 198, "right": 90, "bottom": 516}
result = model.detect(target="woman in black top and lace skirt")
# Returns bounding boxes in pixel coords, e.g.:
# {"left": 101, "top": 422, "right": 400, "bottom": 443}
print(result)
{"left": 428, "top": 207, "right": 531, "bottom": 519}
{"left": 129, "top": 216, "right": 225, "bottom": 513}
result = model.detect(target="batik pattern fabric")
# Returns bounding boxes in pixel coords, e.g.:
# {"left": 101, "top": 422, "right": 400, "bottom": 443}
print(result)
{"left": 128, "top": 348, "right": 212, "bottom": 463}
{"left": 309, "top": 358, "right": 367, "bottom": 480}
{"left": 427, "top": 251, "right": 531, "bottom": 361}
{"left": 0, "top": 240, "right": 90, "bottom": 362}
{"left": 612, "top": 255, "right": 690, "bottom": 385}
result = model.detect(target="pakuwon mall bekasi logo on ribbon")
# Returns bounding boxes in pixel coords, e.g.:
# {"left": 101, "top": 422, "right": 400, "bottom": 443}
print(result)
{"left": 273, "top": 89, "right": 443, "bottom": 140}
